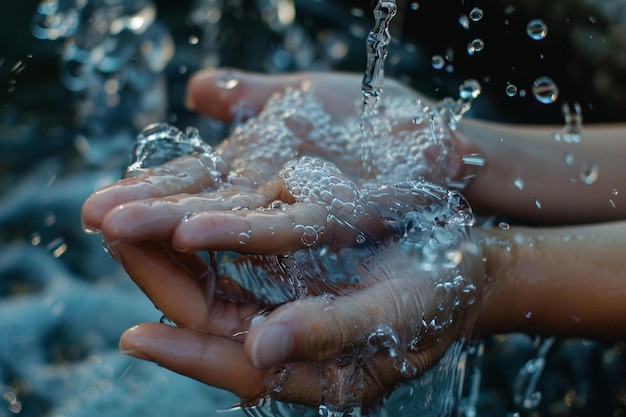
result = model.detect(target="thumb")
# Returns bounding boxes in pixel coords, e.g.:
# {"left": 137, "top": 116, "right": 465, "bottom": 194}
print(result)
{"left": 244, "top": 278, "right": 429, "bottom": 369}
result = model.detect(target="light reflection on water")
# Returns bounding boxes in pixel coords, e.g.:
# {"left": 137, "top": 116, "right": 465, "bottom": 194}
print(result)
{"left": 1, "top": 1, "right": 626, "bottom": 416}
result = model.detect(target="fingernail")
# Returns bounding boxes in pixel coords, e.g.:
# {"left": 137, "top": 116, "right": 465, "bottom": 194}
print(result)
{"left": 119, "top": 348, "right": 153, "bottom": 361}
{"left": 250, "top": 314, "right": 267, "bottom": 328}
{"left": 251, "top": 324, "right": 293, "bottom": 368}
{"left": 119, "top": 326, "right": 153, "bottom": 361}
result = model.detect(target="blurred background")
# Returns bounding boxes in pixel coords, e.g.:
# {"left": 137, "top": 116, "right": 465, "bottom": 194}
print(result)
{"left": 1, "top": 1, "right": 625, "bottom": 416}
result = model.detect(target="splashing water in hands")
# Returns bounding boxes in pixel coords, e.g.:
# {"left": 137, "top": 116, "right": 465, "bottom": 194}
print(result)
{"left": 81, "top": 71, "right": 483, "bottom": 414}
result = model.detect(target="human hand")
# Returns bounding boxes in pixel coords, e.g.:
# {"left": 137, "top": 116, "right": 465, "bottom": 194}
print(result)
{"left": 81, "top": 70, "right": 483, "bottom": 412}
{"left": 106, "top": 155, "right": 483, "bottom": 412}
{"left": 81, "top": 70, "right": 476, "bottom": 235}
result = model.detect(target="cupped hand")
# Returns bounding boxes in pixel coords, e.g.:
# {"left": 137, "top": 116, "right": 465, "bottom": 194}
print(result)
{"left": 81, "top": 70, "right": 476, "bottom": 234}
{"left": 81, "top": 69, "right": 484, "bottom": 411}
{"left": 111, "top": 156, "right": 483, "bottom": 411}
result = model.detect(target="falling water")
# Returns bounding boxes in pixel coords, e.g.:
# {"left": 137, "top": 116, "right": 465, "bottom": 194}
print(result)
{"left": 359, "top": 0, "right": 397, "bottom": 178}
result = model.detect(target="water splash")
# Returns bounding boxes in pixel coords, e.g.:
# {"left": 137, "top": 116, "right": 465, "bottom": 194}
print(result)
{"left": 512, "top": 337, "right": 555, "bottom": 412}
{"left": 32, "top": 0, "right": 174, "bottom": 155}
{"left": 123, "top": 115, "right": 481, "bottom": 414}
{"left": 125, "top": 123, "right": 224, "bottom": 178}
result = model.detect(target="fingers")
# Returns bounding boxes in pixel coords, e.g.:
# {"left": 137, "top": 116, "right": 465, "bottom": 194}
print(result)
{"left": 101, "top": 189, "right": 270, "bottom": 243}
{"left": 114, "top": 241, "right": 258, "bottom": 333}
{"left": 172, "top": 203, "right": 333, "bottom": 253}
{"left": 114, "top": 242, "right": 212, "bottom": 330}
{"left": 120, "top": 322, "right": 329, "bottom": 406}
{"left": 82, "top": 155, "right": 227, "bottom": 232}
{"left": 186, "top": 69, "right": 309, "bottom": 123}
{"left": 186, "top": 70, "right": 364, "bottom": 123}
{"left": 119, "top": 323, "right": 268, "bottom": 400}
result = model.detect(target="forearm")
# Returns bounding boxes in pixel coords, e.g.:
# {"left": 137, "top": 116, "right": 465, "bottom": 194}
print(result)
{"left": 458, "top": 119, "right": 626, "bottom": 224}
{"left": 474, "top": 223, "right": 626, "bottom": 339}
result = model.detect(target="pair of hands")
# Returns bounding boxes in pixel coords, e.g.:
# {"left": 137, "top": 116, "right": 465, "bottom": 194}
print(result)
{"left": 81, "top": 70, "right": 483, "bottom": 411}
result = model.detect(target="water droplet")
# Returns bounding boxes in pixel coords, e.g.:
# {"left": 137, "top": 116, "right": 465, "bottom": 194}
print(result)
{"left": 410, "top": 2, "right": 420, "bottom": 11}
{"left": 514, "top": 177, "right": 525, "bottom": 190}
{"left": 238, "top": 231, "right": 251, "bottom": 244}
{"left": 467, "top": 38, "right": 484, "bottom": 55}
{"left": 188, "top": 35, "right": 199, "bottom": 45}
{"left": 564, "top": 152, "right": 574, "bottom": 165}
{"left": 524, "top": 311, "right": 532, "bottom": 318}
{"left": 11, "top": 60, "right": 26, "bottom": 75}
{"left": 44, "top": 212, "right": 57, "bottom": 227}
{"left": 356, "top": 234, "right": 366, "bottom": 245}
{"left": 610, "top": 199, "right": 616, "bottom": 208}
{"left": 30, "top": 232, "right": 42, "bottom": 246}
{"left": 216, "top": 72, "right": 239, "bottom": 89}
{"left": 526, "top": 19, "right": 548, "bottom": 40}
{"left": 350, "top": 7, "right": 365, "bottom": 17}
{"left": 459, "top": 79, "right": 482, "bottom": 100}
{"left": 533, "top": 198, "right": 542, "bottom": 209}
{"left": 561, "top": 102, "right": 583, "bottom": 143}
{"left": 431, "top": 54, "right": 445, "bottom": 69}
{"left": 506, "top": 83, "right": 518, "bottom": 97}
{"left": 47, "top": 237, "right": 68, "bottom": 258}
{"left": 461, "top": 153, "right": 486, "bottom": 166}
{"left": 612, "top": 189, "right": 619, "bottom": 196}
{"left": 579, "top": 162, "right": 599, "bottom": 185}
{"left": 498, "top": 222, "right": 510, "bottom": 231}
{"left": 458, "top": 14, "right": 470, "bottom": 29}
{"left": 469, "top": 7, "right": 484, "bottom": 22}
{"left": 532, "top": 76, "right": 559, "bottom": 104}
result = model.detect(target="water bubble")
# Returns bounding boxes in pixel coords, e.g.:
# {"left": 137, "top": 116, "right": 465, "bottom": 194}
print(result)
{"left": 579, "top": 162, "right": 599, "bottom": 185}
{"left": 564, "top": 152, "right": 574, "bottom": 165}
{"left": 526, "top": 19, "right": 548, "bottom": 40}
{"left": 514, "top": 177, "right": 525, "bottom": 190}
{"left": 612, "top": 189, "right": 619, "bottom": 196}
{"left": 459, "top": 79, "right": 481, "bottom": 100}
{"left": 431, "top": 55, "right": 445, "bottom": 69}
{"left": 532, "top": 76, "right": 559, "bottom": 104}
{"left": 533, "top": 198, "right": 542, "bottom": 209}
{"left": 466, "top": 38, "right": 484, "bottom": 55}
{"left": 498, "top": 222, "right": 510, "bottom": 231}
{"left": 188, "top": 35, "right": 199, "bottom": 45}
{"left": 410, "top": 2, "right": 419, "bottom": 11}
{"left": 505, "top": 83, "right": 518, "bottom": 97}
{"left": 469, "top": 7, "right": 484, "bottom": 22}
{"left": 524, "top": 311, "right": 532, "bottom": 318}
{"left": 355, "top": 234, "right": 366, "bottom": 245}
{"left": 461, "top": 153, "right": 486, "bottom": 167}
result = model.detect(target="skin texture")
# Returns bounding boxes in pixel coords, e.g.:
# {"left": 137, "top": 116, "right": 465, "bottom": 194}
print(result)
{"left": 82, "top": 70, "right": 626, "bottom": 411}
